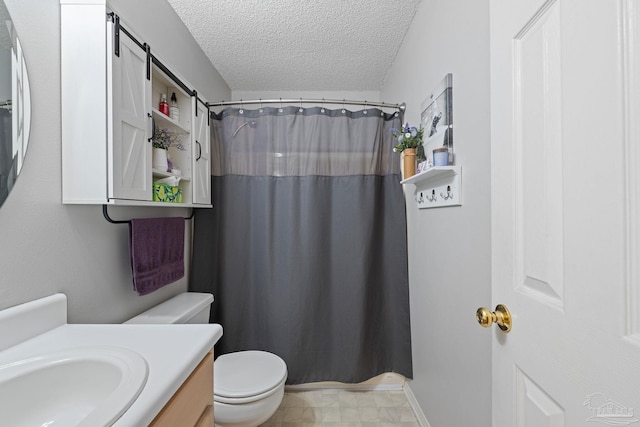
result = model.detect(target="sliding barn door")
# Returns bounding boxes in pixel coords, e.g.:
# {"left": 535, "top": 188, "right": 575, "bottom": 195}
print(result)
{"left": 109, "top": 25, "right": 152, "bottom": 201}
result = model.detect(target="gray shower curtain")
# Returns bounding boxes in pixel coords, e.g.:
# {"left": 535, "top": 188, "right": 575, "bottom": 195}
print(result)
{"left": 190, "top": 106, "right": 412, "bottom": 384}
{"left": 0, "top": 109, "right": 13, "bottom": 206}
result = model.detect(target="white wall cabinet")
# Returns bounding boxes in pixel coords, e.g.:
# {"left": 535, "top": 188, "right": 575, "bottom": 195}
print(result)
{"left": 61, "top": 1, "right": 212, "bottom": 207}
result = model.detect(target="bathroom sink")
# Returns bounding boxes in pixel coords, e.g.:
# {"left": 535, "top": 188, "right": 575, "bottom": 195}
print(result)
{"left": 0, "top": 346, "right": 148, "bottom": 427}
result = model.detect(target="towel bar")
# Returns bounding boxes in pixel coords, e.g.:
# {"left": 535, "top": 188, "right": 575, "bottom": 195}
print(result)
{"left": 102, "top": 204, "right": 194, "bottom": 224}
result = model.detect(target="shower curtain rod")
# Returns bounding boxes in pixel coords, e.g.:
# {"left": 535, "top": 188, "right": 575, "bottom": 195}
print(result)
{"left": 208, "top": 98, "right": 406, "bottom": 112}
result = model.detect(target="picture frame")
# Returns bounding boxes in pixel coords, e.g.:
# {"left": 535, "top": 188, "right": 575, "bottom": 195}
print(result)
{"left": 420, "top": 74, "right": 453, "bottom": 167}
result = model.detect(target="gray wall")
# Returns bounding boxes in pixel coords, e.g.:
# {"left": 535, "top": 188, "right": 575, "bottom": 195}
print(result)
{"left": 381, "top": 1, "right": 492, "bottom": 426}
{"left": 0, "top": 0, "right": 230, "bottom": 323}
{"left": 0, "top": 49, "right": 10, "bottom": 102}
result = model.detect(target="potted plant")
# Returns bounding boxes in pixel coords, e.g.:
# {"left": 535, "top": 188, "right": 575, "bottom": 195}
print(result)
{"left": 392, "top": 123, "right": 424, "bottom": 179}
{"left": 152, "top": 126, "right": 185, "bottom": 171}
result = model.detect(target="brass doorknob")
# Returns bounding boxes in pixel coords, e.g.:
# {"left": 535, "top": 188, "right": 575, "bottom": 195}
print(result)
{"left": 476, "top": 304, "right": 512, "bottom": 332}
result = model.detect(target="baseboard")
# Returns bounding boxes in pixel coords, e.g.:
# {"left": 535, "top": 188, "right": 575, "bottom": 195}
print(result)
{"left": 403, "top": 382, "right": 431, "bottom": 427}
{"left": 285, "top": 372, "right": 406, "bottom": 392}
{"left": 285, "top": 382, "right": 405, "bottom": 391}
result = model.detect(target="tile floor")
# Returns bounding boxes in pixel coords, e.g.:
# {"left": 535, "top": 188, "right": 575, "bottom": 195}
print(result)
{"left": 260, "top": 389, "right": 420, "bottom": 426}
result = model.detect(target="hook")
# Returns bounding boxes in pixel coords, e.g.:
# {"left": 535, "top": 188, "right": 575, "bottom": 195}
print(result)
{"left": 259, "top": 98, "right": 263, "bottom": 113}
{"left": 427, "top": 189, "right": 437, "bottom": 202}
{"left": 299, "top": 97, "right": 303, "bottom": 113}
{"left": 440, "top": 185, "right": 453, "bottom": 200}
{"left": 232, "top": 121, "right": 251, "bottom": 137}
{"left": 341, "top": 99, "right": 346, "bottom": 114}
{"left": 279, "top": 97, "right": 283, "bottom": 113}
{"left": 321, "top": 98, "right": 326, "bottom": 114}
{"left": 239, "top": 99, "right": 244, "bottom": 114}
{"left": 363, "top": 100, "right": 368, "bottom": 114}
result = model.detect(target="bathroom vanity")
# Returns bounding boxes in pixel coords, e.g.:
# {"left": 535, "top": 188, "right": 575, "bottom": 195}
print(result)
{"left": 150, "top": 351, "right": 214, "bottom": 427}
{"left": 0, "top": 294, "right": 222, "bottom": 426}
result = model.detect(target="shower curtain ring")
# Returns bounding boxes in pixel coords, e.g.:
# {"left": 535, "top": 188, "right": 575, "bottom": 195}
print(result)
{"left": 321, "top": 98, "right": 325, "bottom": 113}
{"left": 364, "top": 100, "right": 368, "bottom": 114}
{"left": 259, "top": 98, "right": 263, "bottom": 113}
{"left": 341, "top": 99, "right": 346, "bottom": 114}
{"left": 239, "top": 99, "right": 244, "bottom": 114}
{"left": 279, "top": 98, "right": 283, "bottom": 113}
{"left": 299, "top": 97, "right": 303, "bottom": 112}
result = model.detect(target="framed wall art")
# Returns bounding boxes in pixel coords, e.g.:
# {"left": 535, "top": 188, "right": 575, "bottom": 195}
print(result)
{"left": 420, "top": 73, "right": 453, "bottom": 168}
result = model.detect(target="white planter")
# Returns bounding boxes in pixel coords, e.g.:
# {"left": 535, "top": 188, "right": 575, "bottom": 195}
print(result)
{"left": 152, "top": 147, "right": 168, "bottom": 171}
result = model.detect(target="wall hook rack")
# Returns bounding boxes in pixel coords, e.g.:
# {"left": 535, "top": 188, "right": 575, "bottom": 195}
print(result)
{"left": 102, "top": 204, "right": 194, "bottom": 224}
{"left": 401, "top": 166, "right": 462, "bottom": 209}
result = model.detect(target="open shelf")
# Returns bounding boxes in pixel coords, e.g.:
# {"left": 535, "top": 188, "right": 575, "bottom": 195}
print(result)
{"left": 152, "top": 168, "right": 191, "bottom": 181}
{"left": 152, "top": 109, "right": 191, "bottom": 134}
{"left": 400, "top": 165, "right": 460, "bottom": 186}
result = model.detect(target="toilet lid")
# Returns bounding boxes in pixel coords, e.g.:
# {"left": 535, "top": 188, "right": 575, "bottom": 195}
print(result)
{"left": 214, "top": 350, "right": 287, "bottom": 399}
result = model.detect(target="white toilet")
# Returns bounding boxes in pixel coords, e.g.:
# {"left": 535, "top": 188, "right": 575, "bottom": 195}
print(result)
{"left": 126, "top": 292, "right": 288, "bottom": 427}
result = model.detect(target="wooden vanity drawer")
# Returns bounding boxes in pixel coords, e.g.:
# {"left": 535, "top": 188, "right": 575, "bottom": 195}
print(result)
{"left": 195, "top": 405, "right": 214, "bottom": 427}
{"left": 149, "top": 351, "right": 214, "bottom": 427}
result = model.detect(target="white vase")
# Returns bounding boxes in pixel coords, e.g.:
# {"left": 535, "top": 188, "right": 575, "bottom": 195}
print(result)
{"left": 153, "top": 147, "right": 168, "bottom": 171}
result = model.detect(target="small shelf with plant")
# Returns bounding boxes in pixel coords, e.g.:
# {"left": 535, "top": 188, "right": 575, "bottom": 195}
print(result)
{"left": 151, "top": 126, "right": 190, "bottom": 203}
{"left": 391, "top": 122, "right": 459, "bottom": 187}
{"left": 152, "top": 126, "right": 191, "bottom": 183}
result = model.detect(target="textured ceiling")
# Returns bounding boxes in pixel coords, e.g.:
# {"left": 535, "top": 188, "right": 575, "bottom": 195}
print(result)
{"left": 166, "top": 0, "right": 422, "bottom": 92}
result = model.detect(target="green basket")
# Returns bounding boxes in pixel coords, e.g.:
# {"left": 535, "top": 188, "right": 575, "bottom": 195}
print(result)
{"left": 153, "top": 183, "right": 183, "bottom": 203}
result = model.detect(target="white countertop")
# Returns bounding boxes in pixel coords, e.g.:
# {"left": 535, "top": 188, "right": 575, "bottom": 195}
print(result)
{"left": 0, "top": 294, "right": 223, "bottom": 427}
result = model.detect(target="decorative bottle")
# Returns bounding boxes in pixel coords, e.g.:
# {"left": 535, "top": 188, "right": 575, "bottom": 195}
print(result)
{"left": 169, "top": 92, "right": 180, "bottom": 121}
{"left": 159, "top": 93, "right": 169, "bottom": 116}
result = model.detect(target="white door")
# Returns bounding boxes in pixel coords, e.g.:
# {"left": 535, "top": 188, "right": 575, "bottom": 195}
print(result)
{"left": 490, "top": 0, "right": 640, "bottom": 425}
{"left": 109, "top": 28, "right": 152, "bottom": 201}
{"left": 192, "top": 98, "right": 211, "bottom": 205}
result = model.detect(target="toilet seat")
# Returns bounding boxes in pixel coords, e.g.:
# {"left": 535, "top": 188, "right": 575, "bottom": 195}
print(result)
{"left": 214, "top": 350, "right": 287, "bottom": 404}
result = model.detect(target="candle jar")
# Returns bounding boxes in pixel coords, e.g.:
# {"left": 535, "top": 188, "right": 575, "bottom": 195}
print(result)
{"left": 433, "top": 147, "right": 449, "bottom": 166}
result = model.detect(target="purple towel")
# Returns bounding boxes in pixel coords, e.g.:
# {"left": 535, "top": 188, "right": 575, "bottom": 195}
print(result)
{"left": 128, "top": 217, "right": 185, "bottom": 296}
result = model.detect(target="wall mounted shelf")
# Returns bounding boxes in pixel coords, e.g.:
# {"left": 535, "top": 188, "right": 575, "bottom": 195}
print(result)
{"left": 400, "top": 165, "right": 458, "bottom": 185}
{"left": 152, "top": 168, "right": 191, "bottom": 181}
{"left": 401, "top": 165, "right": 462, "bottom": 209}
{"left": 152, "top": 108, "right": 191, "bottom": 134}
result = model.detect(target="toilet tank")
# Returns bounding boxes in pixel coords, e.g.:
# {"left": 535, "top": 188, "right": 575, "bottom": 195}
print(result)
{"left": 125, "top": 292, "right": 214, "bottom": 324}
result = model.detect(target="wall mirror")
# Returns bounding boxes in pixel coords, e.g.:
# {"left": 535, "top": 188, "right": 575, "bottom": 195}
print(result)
{"left": 0, "top": 0, "right": 31, "bottom": 209}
